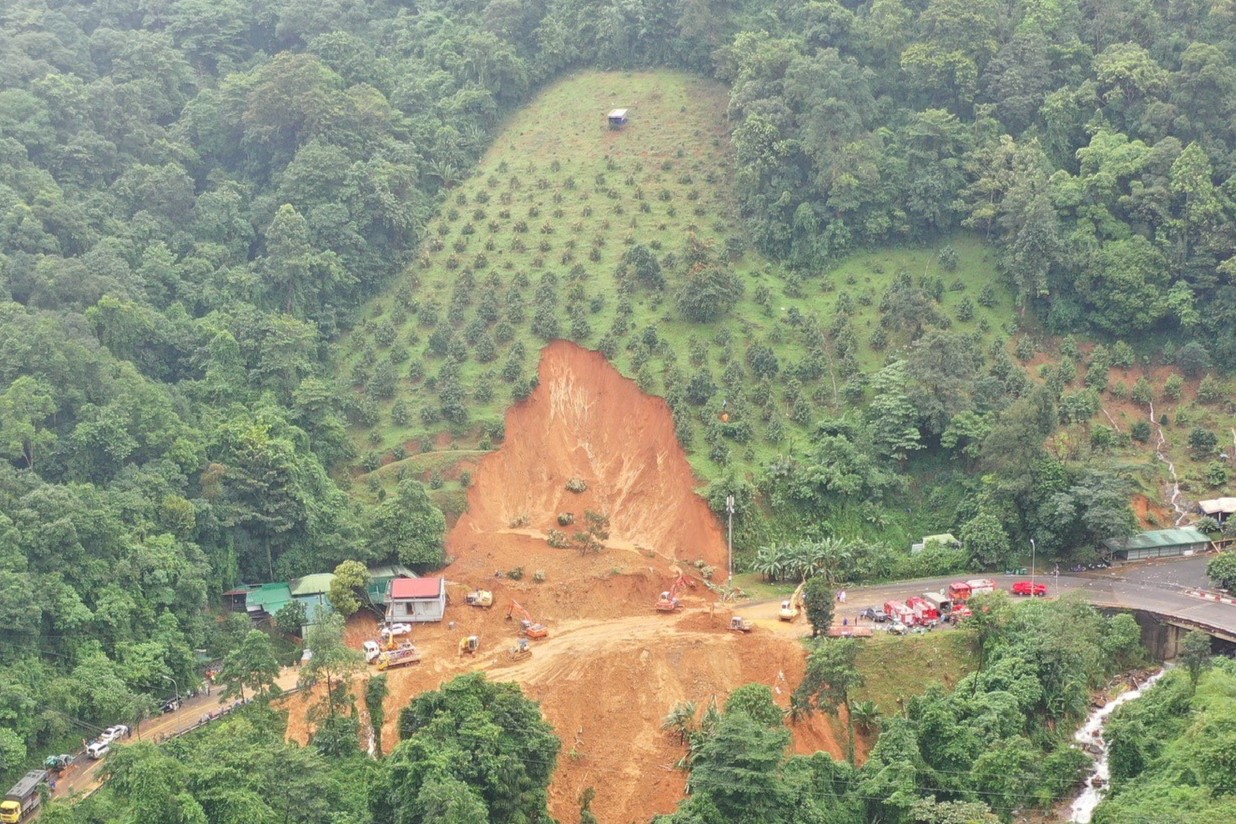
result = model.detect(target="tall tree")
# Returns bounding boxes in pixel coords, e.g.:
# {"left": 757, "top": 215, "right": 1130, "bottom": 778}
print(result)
{"left": 218, "top": 629, "right": 280, "bottom": 703}
{"left": 794, "top": 638, "right": 864, "bottom": 762}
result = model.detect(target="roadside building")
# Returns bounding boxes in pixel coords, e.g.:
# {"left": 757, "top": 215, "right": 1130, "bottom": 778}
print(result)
{"left": 289, "top": 573, "right": 336, "bottom": 626}
{"left": 387, "top": 576, "right": 447, "bottom": 623}
{"left": 242, "top": 582, "right": 293, "bottom": 620}
{"left": 1104, "top": 526, "right": 1211, "bottom": 561}
{"left": 365, "top": 564, "right": 416, "bottom": 608}
{"left": 1198, "top": 497, "right": 1236, "bottom": 524}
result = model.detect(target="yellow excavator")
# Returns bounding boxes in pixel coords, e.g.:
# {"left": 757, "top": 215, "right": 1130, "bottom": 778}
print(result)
{"left": 778, "top": 580, "right": 807, "bottom": 622}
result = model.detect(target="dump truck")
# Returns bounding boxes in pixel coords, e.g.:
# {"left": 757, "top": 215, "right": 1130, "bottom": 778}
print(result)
{"left": 374, "top": 643, "right": 422, "bottom": 671}
{"left": 1, "top": 770, "right": 48, "bottom": 823}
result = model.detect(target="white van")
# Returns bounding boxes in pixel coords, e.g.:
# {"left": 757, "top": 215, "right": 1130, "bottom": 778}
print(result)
{"left": 86, "top": 741, "right": 110, "bottom": 760}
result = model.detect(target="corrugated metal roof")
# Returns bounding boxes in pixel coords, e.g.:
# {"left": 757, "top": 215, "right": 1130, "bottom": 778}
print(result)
{"left": 1105, "top": 527, "right": 1210, "bottom": 550}
{"left": 391, "top": 577, "right": 443, "bottom": 600}
{"left": 289, "top": 573, "right": 335, "bottom": 596}
{"left": 367, "top": 564, "right": 414, "bottom": 581}
{"left": 1199, "top": 498, "right": 1236, "bottom": 516}
{"left": 245, "top": 583, "right": 292, "bottom": 613}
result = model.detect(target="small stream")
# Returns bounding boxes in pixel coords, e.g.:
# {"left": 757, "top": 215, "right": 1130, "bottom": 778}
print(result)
{"left": 1068, "top": 668, "right": 1167, "bottom": 823}
{"left": 1148, "top": 402, "right": 1187, "bottom": 525}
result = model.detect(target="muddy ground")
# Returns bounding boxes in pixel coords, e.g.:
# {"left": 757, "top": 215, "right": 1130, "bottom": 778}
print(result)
{"left": 284, "top": 342, "right": 847, "bottom": 823}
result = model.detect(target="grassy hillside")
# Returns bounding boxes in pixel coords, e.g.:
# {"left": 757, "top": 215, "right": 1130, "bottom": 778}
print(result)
{"left": 334, "top": 70, "right": 1017, "bottom": 503}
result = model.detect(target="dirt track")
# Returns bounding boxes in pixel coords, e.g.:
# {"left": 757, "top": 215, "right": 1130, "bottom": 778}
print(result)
{"left": 284, "top": 342, "right": 847, "bottom": 823}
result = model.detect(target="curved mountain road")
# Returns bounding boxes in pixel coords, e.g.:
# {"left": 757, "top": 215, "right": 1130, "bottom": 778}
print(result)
{"left": 735, "top": 554, "right": 1236, "bottom": 642}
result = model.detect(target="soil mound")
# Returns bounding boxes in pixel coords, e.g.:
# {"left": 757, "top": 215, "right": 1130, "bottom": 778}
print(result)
{"left": 451, "top": 340, "right": 727, "bottom": 575}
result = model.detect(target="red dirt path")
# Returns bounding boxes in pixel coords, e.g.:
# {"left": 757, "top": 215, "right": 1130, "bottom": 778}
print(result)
{"left": 285, "top": 341, "right": 846, "bottom": 823}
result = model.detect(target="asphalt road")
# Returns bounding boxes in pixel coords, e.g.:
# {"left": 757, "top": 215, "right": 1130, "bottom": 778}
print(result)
{"left": 51, "top": 666, "right": 303, "bottom": 802}
{"left": 736, "top": 554, "right": 1236, "bottom": 639}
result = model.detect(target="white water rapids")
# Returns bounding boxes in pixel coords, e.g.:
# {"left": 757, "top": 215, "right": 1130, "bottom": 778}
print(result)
{"left": 1068, "top": 668, "right": 1168, "bottom": 823}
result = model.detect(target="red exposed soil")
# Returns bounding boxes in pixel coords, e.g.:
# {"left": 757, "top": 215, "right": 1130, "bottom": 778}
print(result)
{"left": 282, "top": 341, "right": 847, "bottom": 823}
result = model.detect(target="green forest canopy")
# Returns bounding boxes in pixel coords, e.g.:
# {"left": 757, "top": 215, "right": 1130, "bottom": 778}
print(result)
{"left": 1, "top": 0, "right": 1235, "bottom": 801}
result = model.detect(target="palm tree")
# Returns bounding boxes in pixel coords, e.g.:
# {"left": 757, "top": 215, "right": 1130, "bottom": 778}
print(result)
{"left": 849, "top": 700, "right": 882, "bottom": 735}
{"left": 661, "top": 700, "right": 698, "bottom": 746}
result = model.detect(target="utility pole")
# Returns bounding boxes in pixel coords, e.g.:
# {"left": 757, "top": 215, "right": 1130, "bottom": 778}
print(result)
{"left": 1030, "top": 538, "right": 1036, "bottom": 596}
{"left": 725, "top": 495, "right": 735, "bottom": 587}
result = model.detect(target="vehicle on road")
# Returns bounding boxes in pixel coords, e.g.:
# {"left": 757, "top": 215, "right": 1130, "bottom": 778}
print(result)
{"left": 86, "top": 741, "right": 110, "bottom": 760}
{"left": 1012, "top": 581, "right": 1048, "bottom": 597}
{"left": 161, "top": 697, "right": 181, "bottom": 714}
{"left": 101, "top": 724, "right": 129, "bottom": 743}
{"left": 43, "top": 754, "right": 72, "bottom": 772}
{"left": 1, "top": 770, "right": 48, "bottom": 823}
{"left": 374, "top": 642, "right": 422, "bottom": 671}
{"left": 379, "top": 622, "right": 413, "bottom": 639}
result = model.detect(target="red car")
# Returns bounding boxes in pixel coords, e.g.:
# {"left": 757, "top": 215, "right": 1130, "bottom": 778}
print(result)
{"left": 1012, "top": 581, "right": 1048, "bottom": 597}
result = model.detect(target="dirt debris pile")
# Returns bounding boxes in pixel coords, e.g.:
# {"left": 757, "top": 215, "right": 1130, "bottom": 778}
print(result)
{"left": 286, "top": 341, "right": 846, "bottom": 823}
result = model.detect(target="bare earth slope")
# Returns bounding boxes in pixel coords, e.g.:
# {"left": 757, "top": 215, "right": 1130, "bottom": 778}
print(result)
{"left": 288, "top": 342, "right": 846, "bottom": 822}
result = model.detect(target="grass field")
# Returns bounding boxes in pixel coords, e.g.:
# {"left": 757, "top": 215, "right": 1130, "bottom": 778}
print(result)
{"left": 851, "top": 631, "right": 978, "bottom": 715}
{"left": 335, "top": 70, "right": 1016, "bottom": 502}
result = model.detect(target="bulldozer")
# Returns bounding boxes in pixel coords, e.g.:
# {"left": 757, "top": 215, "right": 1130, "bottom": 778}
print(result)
{"left": 465, "top": 589, "right": 493, "bottom": 608}
{"left": 508, "top": 639, "right": 532, "bottom": 662}
{"left": 779, "top": 580, "right": 806, "bottom": 622}
{"left": 730, "top": 616, "right": 754, "bottom": 633}
{"left": 655, "top": 574, "right": 690, "bottom": 612}
{"left": 458, "top": 635, "right": 480, "bottom": 656}
{"left": 506, "top": 600, "right": 548, "bottom": 639}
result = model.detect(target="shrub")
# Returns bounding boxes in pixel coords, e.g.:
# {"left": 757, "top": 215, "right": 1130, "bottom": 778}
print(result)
{"left": 507, "top": 566, "right": 524, "bottom": 580}
{"left": 557, "top": 512, "right": 575, "bottom": 526}
{"left": 533, "top": 570, "right": 546, "bottom": 583}
{"left": 566, "top": 477, "right": 587, "bottom": 493}
{"left": 546, "top": 530, "right": 570, "bottom": 549}
{"left": 1130, "top": 420, "right": 1152, "bottom": 442}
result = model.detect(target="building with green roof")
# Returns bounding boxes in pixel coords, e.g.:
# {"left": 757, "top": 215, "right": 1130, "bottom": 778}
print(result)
{"left": 1104, "top": 526, "right": 1211, "bottom": 561}
{"left": 365, "top": 564, "right": 415, "bottom": 606}
{"left": 243, "top": 582, "right": 292, "bottom": 618}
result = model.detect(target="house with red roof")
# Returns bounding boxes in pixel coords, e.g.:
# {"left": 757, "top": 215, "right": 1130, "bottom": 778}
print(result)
{"left": 387, "top": 576, "right": 446, "bottom": 622}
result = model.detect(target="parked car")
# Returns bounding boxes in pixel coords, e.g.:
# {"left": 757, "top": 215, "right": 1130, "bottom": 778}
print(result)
{"left": 860, "top": 607, "right": 888, "bottom": 623}
{"left": 1012, "top": 581, "right": 1048, "bottom": 597}
{"left": 161, "top": 697, "right": 181, "bottom": 714}
{"left": 85, "top": 741, "right": 110, "bottom": 760}
{"left": 100, "top": 725, "right": 129, "bottom": 744}
{"left": 379, "top": 622, "right": 412, "bottom": 638}
{"left": 887, "top": 621, "right": 908, "bottom": 635}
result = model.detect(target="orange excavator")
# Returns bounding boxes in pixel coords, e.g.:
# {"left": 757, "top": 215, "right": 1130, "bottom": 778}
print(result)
{"left": 655, "top": 575, "right": 690, "bottom": 612}
{"left": 506, "top": 600, "right": 549, "bottom": 639}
